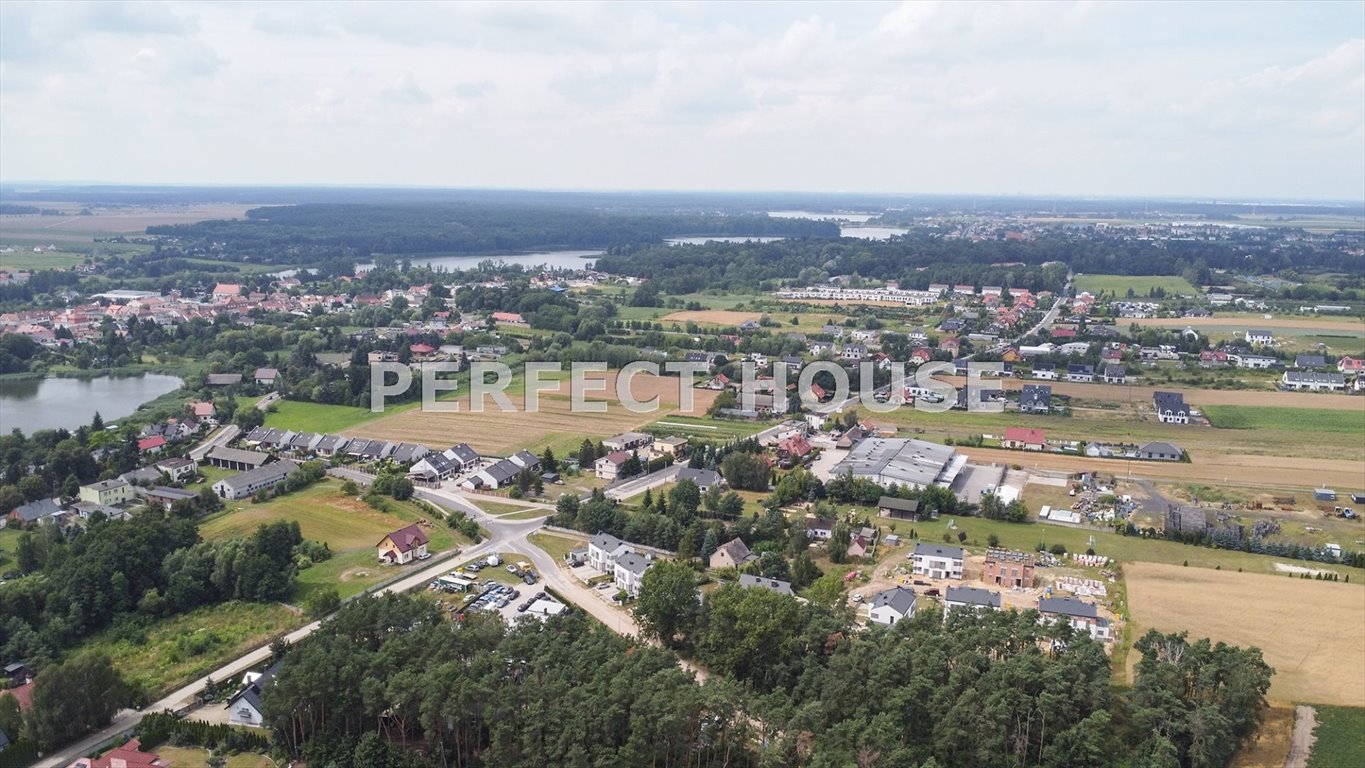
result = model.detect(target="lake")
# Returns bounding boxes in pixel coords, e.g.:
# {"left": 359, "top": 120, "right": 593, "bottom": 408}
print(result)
{"left": 360, "top": 249, "right": 603, "bottom": 273}
{"left": 0, "top": 373, "right": 183, "bottom": 435}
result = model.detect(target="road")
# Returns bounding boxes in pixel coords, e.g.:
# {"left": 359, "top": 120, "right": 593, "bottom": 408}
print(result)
{"left": 600, "top": 463, "right": 681, "bottom": 500}
{"left": 187, "top": 424, "right": 239, "bottom": 463}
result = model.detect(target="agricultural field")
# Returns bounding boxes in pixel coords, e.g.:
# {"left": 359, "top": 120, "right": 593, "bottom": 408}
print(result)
{"left": 1, "top": 204, "right": 255, "bottom": 258}
{"left": 0, "top": 249, "right": 88, "bottom": 270}
{"left": 255, "top": 398, "right": 401, "bottom": 433}
{"left": 1203, "top": 405, "right": 1365, "bottom": 435}
{"left": 76, "top": 601, "right": 300, "bottom": 699}
{"left": 356, "top": 370, "right": 718, "bottom": 455}
{"left": 661, "top": 309, "right": 763, "bottom": 326}
{"left": 1135, "top": 314, "right": 1365, "bottom": 334}
{"left": 643, "top": 414, "right": 769, "bottom": 441}
{"left": 1305, "top": 706, "right": 1365, "bottom": 768}
{"left": 1074, "top": 273, "right": 1199, "bottom": 296}
{"left": 199, "top": 481, "right": 461, "bottom": 600}
{"left": 1124, "top": 562, "right": 1365, "bottom": 707}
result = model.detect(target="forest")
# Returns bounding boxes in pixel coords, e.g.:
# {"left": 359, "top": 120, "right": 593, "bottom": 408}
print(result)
{"left": 144, "top": 202, "right": 839, "bottom": 264}
{"left": 257, "top": 592, "right": 1271, "bottom": 768}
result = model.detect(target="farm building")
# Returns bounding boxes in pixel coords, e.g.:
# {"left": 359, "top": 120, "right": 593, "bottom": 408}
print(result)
{"left": 877, "top": 495, "right": 925, "bottom": 521}
{"left": 212, "top": 460, "right": 298, "bottom": 500}
{"left": 208, "top": 446, "right": 272, "bottom": 471}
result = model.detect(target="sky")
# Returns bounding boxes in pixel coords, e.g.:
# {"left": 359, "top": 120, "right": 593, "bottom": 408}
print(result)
{"left": 1, "top": 1, "right": 1363, "bottom": 200}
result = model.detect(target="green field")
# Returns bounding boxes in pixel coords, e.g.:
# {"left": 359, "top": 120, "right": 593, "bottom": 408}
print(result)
{"left": 199, "top": 481, "right": 462, "bottom": 600}
{"left": 1306, "top": 706, "right": 1365, "bottom": 768}
{"left": 1074, "top": 274, "right": 1199, "bottom": 296}
{"left": 529, "top": 531, "right": 584, "bottom": 563}
{"left": 248, "top": 398, "right": 402, "bottom": 433}
{"left": 78, "top": 601, "right": 300, "bottom": 698}
{"left": 644, "top": 415, "right": 769, "bottom": 441}
{"left": 0, "top": 250, "right": 88, "bottom": 270}
{"left": 1203, "top": 405, "right": 1365, "bottom": 436}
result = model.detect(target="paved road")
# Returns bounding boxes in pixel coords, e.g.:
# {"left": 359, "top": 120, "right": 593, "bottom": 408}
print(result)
{"left": 1284, "top": 705, "right": 1317, "bottom": 768}
{"left": 600, "top": 463, "right": 681, "bottom": 501}
{"left": 187, "top": 424, "right": 239, "bottom": 463}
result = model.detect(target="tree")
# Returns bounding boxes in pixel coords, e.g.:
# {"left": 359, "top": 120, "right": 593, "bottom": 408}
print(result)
{"left": 540, "top": 447, "right": 558, "bottom": 473}
{"left": 577, "top": 438, "right": 596, "bottom": 470}
{"left": 668, "top": 479, "right": 701, "bottom": 517}
{"left": 805, "top": 573, "right": 847, "bottom": 610}
{"left": 620, "top": 451, "right": 644, "bottom": 479}
{"left": 340, "top": 479, "right": 360, "bottom": 496}
{"left": 633, "top": 560, "right": 700, "bottom": 648}
{"left": 306, "top": 588, "right": 342, "bottom": 618}
{"left": 390, "top": 477, "right": 414, "bottom": 501}
{"left": 790, "top": 551, "right": 821, "bottom": 589}
{"left": 233, "top": 406, "right": 265, "bottom": 431}
{"left": 17, "top": 474, "right": 48, "bottom": 502}
{"left": 25, "top": 652, "right": 129, "bottom": 750}
{"left": 828, "top": 523, "right": 852, "bottom": 564}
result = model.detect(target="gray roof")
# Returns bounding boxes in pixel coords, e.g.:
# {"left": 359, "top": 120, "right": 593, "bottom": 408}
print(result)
{"left": 146, "top": 486, "right": 199, "bottom": 501}
{"left": 945, "top": 586, "right": 1001, "bottom": 608}
{"left": 1021, "top": 384, "right": 1052, "bottom": 408}
{"left": 590, "top": 532, "right": 629, "bottom": 554}
{"left": 739, "top": 574, "right": 794, "bottom": 595}
{"left": 448, "top": 443, "right": 479, "bottom": 465}
{"left": 714, "top": 537, "right": 752, "bottom": 564}
{"left": 1138, "top": 441, "right": 1182, "bottom": 456}
{"left": 227, "top": 661, "right": 282, "bottom": 714}
{"left": 208, "top": 446, "right": 271, "bottom": 467}
{"left": 878, "top": 496, "right": 921, "bottom": 512}
{"left": 12, "top": 497, "right": 61, "bottom": 522}
{"left": 86, "top": 478, "right": 129, "bottom": 492}
{"left": 215, "top": 459, "right": 298, "bottom": 493}
{"left": 677, "top": 467, "right": 721, "bottom": 487}
{"left": 870, "top": 586, "right": 917, "bottom": 615}
{"left": 1284, "top": 371, "right": 1344, "bottom": 386}
{"left": 1103, "top": 364, "right": 1126, "bottom": 376}
{"left": 205, "top": 373, "right": 243, "bottom": 386}
{"left": 1153, "top": 390, "right": 1188, "bottom": 414}
{"left": 119, "top": 467, "right": 163, "bottom": 485}
{"left": 315, "top": 434, "right": 350, "bottom": 452}
{"left": 1039, "top": 596, "right": 1098, "bottom": 619}
{"left": 833, "top": 438, "right": 960, "bottom": 489}
{"left": 1294, "top": 354, "right": 1327, "bottom": 368}
{"left": 480, "top": 459, "right": 521, "bottom": 483}
{"left": 615, "top": 551, "right": 652, "bottom": 576}
{"left": 914, "top": 542, "right": 964, "bottom": 560}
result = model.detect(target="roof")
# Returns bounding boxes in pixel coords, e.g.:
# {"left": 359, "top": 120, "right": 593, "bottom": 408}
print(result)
{"left": 1284, "top": 371, "right": 1344, "bottom": 385}
{"left": 448, "top": 443, "right": 479, "bottom": 464}
{"left": 604, "top": 431, "right": 651, "bottom": 446}
{"left": 208, "top": 446, "right": 271, "bottom": 466}
{"left": 590, "top": 532, "right": 629, "bottom": 554}
{"left": 677, "top": 467, "right": 721, "bottom": 487}
{"left": 254, "top": 367, "right": 279, "bottom": 379}
{"left": 598, "top": 450, "right": 631, "bottom": 466}
{"left": 878, "top": 496, "right": 921, "bottom": 512}
{"left": 78, "top": 737, "right": 168, "bottom": 768}
{"left": 805, "top": 515, "right": 836, "bottom": 532}
{"left": 1153, "top": 390, "right": 1188, "bottom": 413}
{"left": 214, "top": 459, "right": 297, "bottom": 492}
{"left": 914, "top": 542, "right": 964, "bottom": 559}
{"left": 1020, "top": 384, "right": 1051, "bottom": 406}
{"left": 380, "top": 523, "right": 430, "bottom": 553}
{"left": 832, "top": 438, "right": 961, "bottom": 489}
{"left": 615, "top": 551, "right": 652, "bottom": 576}
{"left": 226, "top": 661, "right": 282, "bottom": 719}
{"left": 156, "top": 457, "right": 195, "bottom": 469}
{"left": 87, "top": 478, "right": 129, "bottom": 492}
{"left": 945, "top": 586, "right": 1001, "bottom": 608}
{"left": 739, "top": 574, "right": 794, "bottom": 595}
{"left": 146, "top": 485, "right": 199, "bottom": 501}
{"left": 714, "top": 537, "right": 752, "bottom": 564}
{"left": 1139, "top": 441, "right": 1182, "bottom": 456}
{"left": 137, "top": 436, "right": 167, "bottom": 451}
{"left": 870, "top": 586, "right": 917, "bottom": 615}
{"left": 11, "top": 497, "right": 61, "bottom": 522}
{"left": 119, "top": 467, "right": 163, "bottom": 484}
{"left": 1003, "top": 427, "right": 1046, "bottom": 445}
{"left": 1294, "top": 354, "right": 1327, "bottom": 368}
{"left": 1039, "top": 596, "right": 1099, "bottom": 619}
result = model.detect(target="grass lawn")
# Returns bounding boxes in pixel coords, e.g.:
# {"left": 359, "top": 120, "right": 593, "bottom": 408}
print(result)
{"left": 529, "top": 531, "right": 585, "bottom": 564}
{"left": 1306, "top": 706, "right": 1365, "bottom": 767}
{"left": 79, "top": 601, "right": 300, "bottom": 699}
{"left": 0, "top": 251, "right": 88, "bottom": 270}
{"left": 0, "top": 526, "right": 22, "bottom": 567}
{"left": 250, "top": 398, "right": 406, "bottom": 433}
{"left": 645, "top": 414, "right": 769, "bottom": 441}
{"left": 153, "top": 746, "right": 274, "bottom": 768}
{"left": 477, "top": 501, "right": 536, "bottom": 515}
{"left": 1203, "top": 405, "right": 1365, "bottom": 436}
{"left": 1074, "top": 273, "right": 1199, "bottom": 296}
{"left": 199, "top": 480, "right": 463, "bottom": 601}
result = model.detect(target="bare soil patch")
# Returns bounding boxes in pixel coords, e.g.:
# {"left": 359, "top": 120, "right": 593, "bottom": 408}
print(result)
{"left": 661, "top": 309, "right": 763, "bottom": 325}
{"left": 1125, "top": 562, "right": 1365, "bottom": 706}
{"left": 1227, "top": 705, "right": 1296, "bottom": 768}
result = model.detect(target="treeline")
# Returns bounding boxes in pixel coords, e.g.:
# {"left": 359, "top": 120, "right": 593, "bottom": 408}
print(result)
{"left": 0, "top": 515, "right": 319, "bottom": 674}
{"left": 145, "top": 203, "right": 839, "bottom": 264}
{"left": 261, "top": 594, "right": 754, "bottom": 767}
{"left": 258, "top": 592, "right": 1272, "bottom": 768}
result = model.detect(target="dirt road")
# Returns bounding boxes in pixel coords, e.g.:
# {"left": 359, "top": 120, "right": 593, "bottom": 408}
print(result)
{"left": 1284, "top": 705, "right": 1317, "bottom": 768}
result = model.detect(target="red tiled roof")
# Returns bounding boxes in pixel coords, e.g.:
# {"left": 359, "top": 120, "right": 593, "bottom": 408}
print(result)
{"left": 1004, "top": 427, "right": 1046, "bottom": 445}
{"left": 137, "top": 436, "right": 167, "bottom": 451}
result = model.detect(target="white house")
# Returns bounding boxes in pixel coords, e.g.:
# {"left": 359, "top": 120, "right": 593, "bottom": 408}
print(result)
{"left": 911, "top": 543, "right": 964, "bottom": 579}
{"left": 602, "top": 432, "right": 653, "bottom": 452}
{"left": 588, "top": 532, "right": 634, "bottom": 572}
{"left": 944, "top": 586, "right": 1001, "bottom": 614}
{"left": 1038, "top": 596, "right": 1111, "bottom": 641}
{"left": 594, "top": 450, "right": 631, "bottom": 480}
{"left": 613, "top": 551, "right": 653, "bottom": 597}
{"left": 1281, "top": 371, "right": 1346, "bottom": 392}
{"left": 867, "top": 586, "right": 917, "bottom": 626}
{"left": 1153, "top": 391, "right": 1190, "bottom": 425}
{"left": 1245, "top": 329, "right": 1274, "bottom": 346}
{"left": 154, "top": 457, "right": 197, "bottom": 483}
{"left": 225, "top": 662, "right": 280, "bottom": 728}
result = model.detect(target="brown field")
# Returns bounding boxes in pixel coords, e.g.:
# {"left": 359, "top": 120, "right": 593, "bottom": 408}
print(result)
{"left": 1124, "top": 562, "right": 1365, "bottom": 706}
{"left": 1227, "top": 706, "right": 1294, "bottom": 768}
{"left": 775, "top": 298, "right": 908, "bottom": 307}
{"left": 1135, "top": 315, "right": 1365, "bottom": 333}
{"left": 959, "top": 446, "right": 1365, "bottom": 490}
{"left": 353, "top": 370, "right": 718, "bottom": 454}
{"left": 0, "top": 203, "right": 254, "bottom": 234}
{"left": 951, "top": 376, "right": 1365, "bottom": 411}
{"left": 661, "top": 309, "right": 764, "bottom": 326}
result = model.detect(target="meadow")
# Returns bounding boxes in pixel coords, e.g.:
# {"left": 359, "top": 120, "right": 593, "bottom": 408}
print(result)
{"left": 1124, "top": 562, "right": 1364, "bottom": 707}
{"left": 152, "top": 747, "right": 274, "bottom": 768}
{"left": 251, "top": 398, "right": 400, "bottom": 433}
{"left": 1203, "top": 405, "right": 1365, "bottom": 435}
{"left": 1074, "top": 274, "right": 1199, "bottom": 296}
{"left": 1306, "top": 706, "right": 1365, "bottom": 768}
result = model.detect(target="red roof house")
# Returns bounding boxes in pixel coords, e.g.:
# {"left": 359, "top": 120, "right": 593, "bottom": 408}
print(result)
{"left": 137, "top": 436, "right": 167, "bottom": 453}
{"left": 67, "top": 737, "right": 170, "bottom": 768}
{"left": 1002, "top": 427, "right": 1046, "bottom": 451}
{"left": 376, "top": 523, "right": 430, "bottom": 565}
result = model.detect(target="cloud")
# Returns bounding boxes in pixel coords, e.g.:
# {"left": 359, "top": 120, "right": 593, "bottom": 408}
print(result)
{"left": 381, "top": 74, "right": 433, "bottom": 105}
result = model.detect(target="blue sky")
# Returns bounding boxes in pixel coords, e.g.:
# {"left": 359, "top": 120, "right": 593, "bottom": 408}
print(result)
{"left": 2, "top": 1, "right": 1362, "bottom": 200}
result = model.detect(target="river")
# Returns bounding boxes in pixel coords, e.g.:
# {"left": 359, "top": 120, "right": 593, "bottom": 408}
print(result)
{"left": 0, "top": 373, "right": 183, "bottom": 435}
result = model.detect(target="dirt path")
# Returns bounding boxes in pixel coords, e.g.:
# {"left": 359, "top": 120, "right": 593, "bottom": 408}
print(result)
{"left": 1284, "top": 705, "right": 1317, "bottom": 768}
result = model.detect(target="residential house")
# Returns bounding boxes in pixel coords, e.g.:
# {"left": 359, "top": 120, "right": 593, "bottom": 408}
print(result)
{"left": 594, "top": 451, "right": 632, "bottom": 480}
{"left": 588, "top": 532, "right": 634, "bottom": 572}
{"left": 841, "top": 343, "right": 868, "bottom": 361}
{"left": 190, "top": 401, "right": 217, "bottom": 422}
{"left": 1137, "top": 441, "right": 1183, "bottom": 461}
{"left": 1294, "top": 354, "right": 1327, "bottom": 370}
{"left": 65, "top": 737, "right": 169, "bottom": 768}
{"left": 710, "top": 537, "right": 756, "bottom": 570}
{"left": 377, "top": 523, "right": 430, "bottom": 564}
{"left": 143, "top": 486, "right": 199, "bottom": 511}
{"left": 1065, "top": 363, "right": 1095, "bottom": 383}
{"left": 9, "top": 498, "right": 61, "bottom": 526}
{"left": 867, "top": 586, "right": 917, "bottom": 626}
{"left": 1281, "top": 371, "right": 1346, "bottom": 392}
{"left": 155, "top": 457, "right": 196, "bottom": 482}
{"left": 1001, "top": 427, "right": 1046, "bottom": 451}
{"left": 1019, "top": 384, "right": 1052, "bottom": 414}
{"left": 1337, "top": 356, "right": 1365, "bottom": 374}
{"left": 1237, "top": 354, "right": 1277, "bottom": 370}
{"left": 2, "top": 661, "right": 31, "bottom": 686}
{"left": 676, "top": 467, "right": 722, "bottom": 492}
{"left": 847, "top": 530, "right": 875, "bottom": 559}
{"left": 805, "top": 516, "right": 836, "bottom": 540}
{"left": 706, "top": 373, "right": 731, "bottom": 390}
{"left": 464, "top": 458, "right": 522, "bottom": 490}
{"left": 654, "top": 435, "right": 689, "bottom": 458}
{"left": 944, "top": 586, "right": 1002, "bottom": 613}
{"left": 603, "top": 432, "right": 653, "bottom": 452}
{"left": 208, "top": 446, "right": 272, "bottom": 471}
{"left": 1153, "top": 391, "right": 1190, "bottom": 424}
{"left": 1245, "top": 329, "right": 1274, "bottom": 346}
{"left": 254, "top": 367, "right": 279, "bottom": 386}
{"left": 1032, "top": 362, "right": 1057, "bottom": 380}
{"left": 79, "top": 479, "right": 135, "bottom": 507}
{"left": 614, "top": 552, "right": 653, "bottom": 597}
{"left": 738, "top": 574, "right": 794, "bottom": 596}
{"left": 225, "top": 662, "right": 281, "bottom": 728}
{"left": 119, "top": 466, "right": 163, "bottom": 486}
{"left": 212, "top": 459, "right": 298, "bottom": 500}
{"left": 1102, "top": 364, "right": 1127, "bottom": 384}
{"left": 314, "top": 434, "right": 352, "bottom": 457}
{"left": 137, "top": 435, "right": 167, "bottom": 454}
{"left": 1038, "top": 596, "right": 1111, "bottom": 641}
{"left": 983, "top": 549, "right": 1035, "bottom": 588}
{"left": 912, "top": 543, "right": 964, "bottom": 579}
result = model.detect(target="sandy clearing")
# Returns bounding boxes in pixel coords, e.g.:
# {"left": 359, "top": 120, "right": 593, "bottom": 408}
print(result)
{"left": 1124, "top": 562, "right": 1365, "bottom": 707}
{"left": 957, "top": 446, "right": 1365, "bottom": 490}
{"left": 661, "top": 309, "right": 764, "bottom": 325}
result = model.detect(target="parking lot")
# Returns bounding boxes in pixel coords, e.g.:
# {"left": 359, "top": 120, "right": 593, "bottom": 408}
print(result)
{"left": 427, "top": 555, "right": 567, "bottom": 625}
